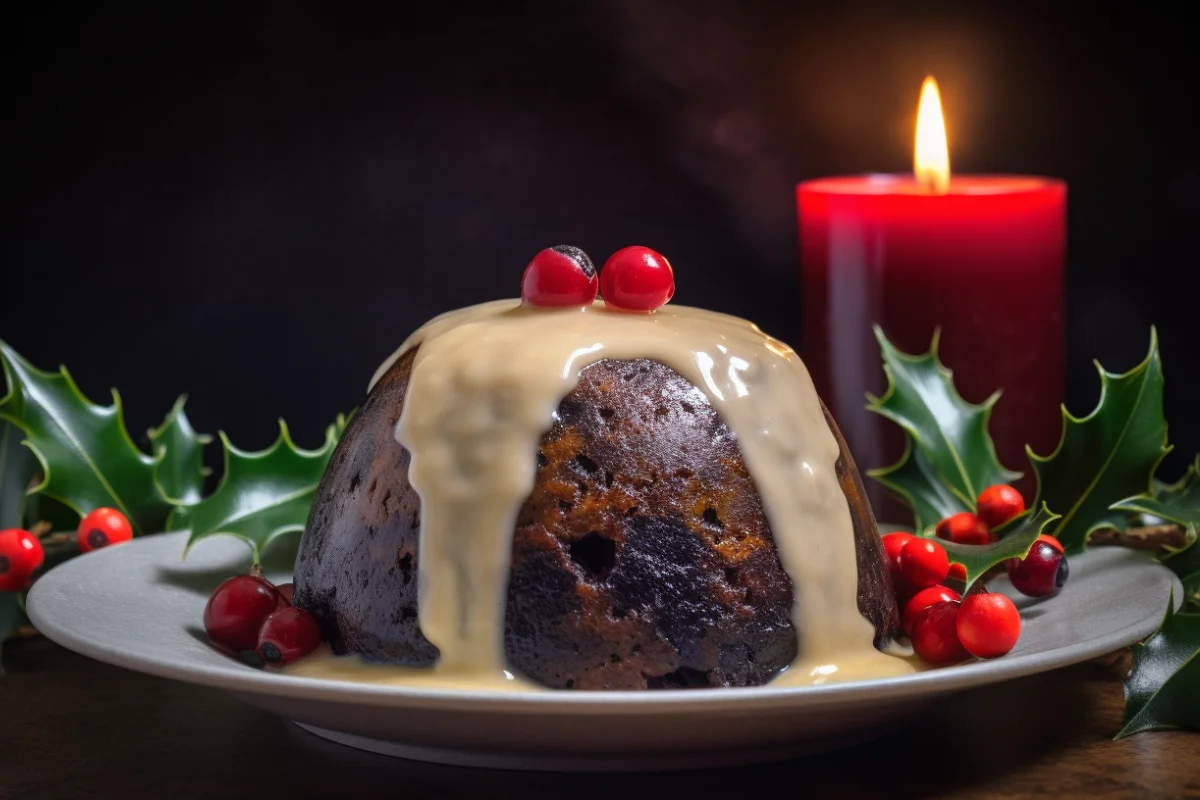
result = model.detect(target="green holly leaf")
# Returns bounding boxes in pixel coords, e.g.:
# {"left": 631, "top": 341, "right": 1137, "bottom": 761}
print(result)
{"left": 1029, "top": 330, "right": 1169, "bottom": 555}
{"left": 148, "top": 395, "right": 212, "bottom": 530}
{"left": 1115, "top": 591, "right": 1200, "bottom": 738}
{"left": 1, "top": 420, "right": 37, "bottom": 529}
{"left": 1112, "top": 456, "right": 1200, "bottom": 531}
{"left": 1111, "top": 458, "right": 1200, "bottom": 610}
{"left": 941, "top": 503, "right": 1060, "bottom": 593}
{"left": 1159, "top": 543, "right": 1200, "bottom": 611}
{"left": 0, "top": 341, "right": 169, "bottom": 535}
{"left": 868, "top": 432, "right": 971, "bottom": 534}
{"left": 866, "top": 326, "right": 1019, "bottom": 529}
{"left": 182, "top": 419, "right": 341, "bottom": 563}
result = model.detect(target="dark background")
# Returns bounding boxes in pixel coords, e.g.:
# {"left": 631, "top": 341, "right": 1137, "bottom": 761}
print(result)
{"left": 4, "top": 0, "right": 1198, "bottom": 481}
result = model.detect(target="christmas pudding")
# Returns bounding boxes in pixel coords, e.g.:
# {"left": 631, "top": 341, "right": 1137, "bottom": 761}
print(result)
{"left": 290, "top": 245, "right": 910, "bottom": 690}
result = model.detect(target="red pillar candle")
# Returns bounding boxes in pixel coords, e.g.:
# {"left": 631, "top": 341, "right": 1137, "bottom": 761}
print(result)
{"left": 797, "top": 79, "right": 1066, "bottom": 521}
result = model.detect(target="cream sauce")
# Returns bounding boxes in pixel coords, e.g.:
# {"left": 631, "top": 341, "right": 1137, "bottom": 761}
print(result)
{"left": 307, "top": 298, "right": 912, "bottom": 688}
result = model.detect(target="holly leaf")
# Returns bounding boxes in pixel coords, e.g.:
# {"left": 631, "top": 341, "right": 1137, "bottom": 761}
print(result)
{"left": 0, "top": 340, "right": 169, "bottom": 535}
{"left": 1115, "top": 591, "right": 1200, "bottom": 738}
{"left": 1, "top": 420, "right": 37, "bottom": 528}
{"left": 1029, "top": 330, "right": 1169, "bottom": 555}
{"left": 940, "top": 503, "right": 1060, "bottom": 592}
{"left": 866, "top": 326, "right": 1020, "bottom": 516}
{"left": 868, "top": 432, "right": 971, "bottom": 534}
{"left": 182, "top": 419, "right": 341, "bottom": 563}
{"left": 1112, "top": 456, "right": 1200, "bottom": 531}
{"left": 1161, "top": 544, "right": 1200, "bottom": 611}
{"left": 148, "top": 395, "right": 212, "bottom": 530}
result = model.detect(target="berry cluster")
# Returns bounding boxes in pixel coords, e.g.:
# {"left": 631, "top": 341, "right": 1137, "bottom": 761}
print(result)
{"left": 203, "top": 573, "right": 320, "bottom": 667}
{"left": 520, "top": 245, "right": 675, "bottom": 312}
{"left": 0, "top": 506, "right": 134, "bottom": 593}
{"left": 882, "top": 483, "right": 1070, "bottom": 667}
{"left": 933, "top": 483, "right": 1068, "bottom": 597}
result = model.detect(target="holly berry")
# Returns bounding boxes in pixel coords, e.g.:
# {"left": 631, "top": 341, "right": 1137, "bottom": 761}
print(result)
{"left": 935, "top": 512, "right": 990, "bottom": 546}
{"left": 1036, "top": 533, "right": 1064, "bottom": 553}
{"left": 899, "top": 538, "right": 950, "bottom": 589}
{"left": 947, "top": 562, "right": 967, "bottom": 583}
{"left": 956, "top": 593, "right": 1021, "bottom": 658}
{"left": 0, "top": 528, "right": 45, "bottom": 592}
{"left": 976, "top": 484, "right": 1025, "bottom": 529}
{"left": 909, "top": 601, "right": 969, "bottom": 665}
{"left": 599, "top": 246, "right": 675, "bottom": 312}
{"left": 1006, "top": 539, "right": 1069, "bottom": 597}
{"left": 257, "top": 606, "right": 321, "bottom": 667}
{"left": 204, "top": 575, "right": 282, "bottom": 654}
{"left": 521, "top": 245, "right": 598, "bottom": 308}
{"left": 902, "top": 585, "right": 961, "bottom": 636}
{"left": 77, "top": 507, "right": 133, "bottom": 553}
{"left": 881, "top": 531, "right": 914, "bottom": 572}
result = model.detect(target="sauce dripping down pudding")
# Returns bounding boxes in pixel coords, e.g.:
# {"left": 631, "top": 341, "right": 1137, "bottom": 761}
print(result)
{"left": 292, "top": 299, "right": 911, "bottom": 688}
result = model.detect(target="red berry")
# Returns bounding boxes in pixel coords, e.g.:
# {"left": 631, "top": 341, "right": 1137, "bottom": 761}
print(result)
{"left": 947, "top": 562, "right": 967, "bottom": 583}
{"left": 0, "top": 528, "right": 45, "bottom": 592}
{"left": 1006, "top": 541, "right": 1069, "bottom": 597}
{"left": 976, "top": 484, "right": 1025, "bottom": 529}
{"left": 903, "top": 585, "right": 961, "bottom": 636}
{"left": 909, "top": 601, "right": 969, "bottom": 665}
{"left": 276, "top": 582, "right": 295, "bottom": 607}
{"left": 204, "top": 575, "right": 281, "bottom": 654}
{"left": 599, "top": 246, "right": 675, "bottom": 312}
{"left": 881, "top": 532, "right": 914, "bottom": 572}
{"left": 881, "top": 531, "right": 917, "bottom": 598}
{"left": 77, "top": 507, "right": 133, "bottom": 553}
{"left": 1036, "top": 533, "right": 1064, "bottom": 553}
{"left": 899, "top": 538, "right": 950, "bottom": 589}
{"left": 521, "top": 245, "right": 598, "bottom": 307}
{"left": 956, "top": 593, "right": 1021, "bottom": 658}
{"left": 257, "top": 606, "right": 321, "bottom": 667}
{"left": 935, "top": 512, "right": 990, "bottom": 545}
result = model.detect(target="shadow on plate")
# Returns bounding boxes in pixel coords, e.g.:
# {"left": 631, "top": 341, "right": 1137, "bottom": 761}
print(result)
{"left": 152, "top": 534, "right": 301, "bottom": 595}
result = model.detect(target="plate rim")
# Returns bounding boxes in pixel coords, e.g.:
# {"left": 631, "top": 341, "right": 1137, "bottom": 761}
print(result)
{"left": 26, "top": 531, "right": 1181, "bottom": 715}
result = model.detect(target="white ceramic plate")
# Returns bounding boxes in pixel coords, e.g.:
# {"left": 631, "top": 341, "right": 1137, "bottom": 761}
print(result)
{"left": 27, "top": 532, "right": 1180, "bottom": 771}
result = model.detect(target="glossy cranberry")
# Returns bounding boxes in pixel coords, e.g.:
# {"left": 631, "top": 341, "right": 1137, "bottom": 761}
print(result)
{"left": 77, "top": 507, "right": 133, "bottom": 553}
{"left": 599, "top": 246, "right": 675, "bottom": 312}
{"left": 1036, "top": 533, "right": 1064, "bottom": 553}
{"left": 935, "top": 512, "right": 990, "bottom": 545}
{"left": 956, "top": 593, "right": 1021, "bottom": 658}
{"left": 910, "top": 601, "right": 969, "bottom": 665}
{"left": 899, "top": 538, "right": 950, "bottom": 589}
{"left": 257, "top": 606, "right": 321, "bottom": 666}
{"left": 903, "top": 585, "right": 961, "bottom": 636}
{"left": 881, "top": 532, "right": 914, "bottom": 572}
{"left": 204, "top": 575, "right": 281, "bottom": 654}
{"left": 881, "top": 531, "right": 917, "bottom": 597}
{"left": 976, "top": 484, "right": 1026, "bottom": 529}
{"left": 0, "top": 528, "right": 45, "bottom": 592}
{"left": 1006, "top": 541, "right": 1069, "bottom": 597}
{"left": 521, "top": 245, "right": 598, "bottom": 307}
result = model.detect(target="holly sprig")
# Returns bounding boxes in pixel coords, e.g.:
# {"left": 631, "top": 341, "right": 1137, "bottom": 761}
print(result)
{"left": 0, "top": 340, "right": 350, "bottom": 664}
{"left": 866, "top": 326, "right": 1020, "bottom": 535}
{"left": 868, "top": 326, "right": 1198, "bottom": 738}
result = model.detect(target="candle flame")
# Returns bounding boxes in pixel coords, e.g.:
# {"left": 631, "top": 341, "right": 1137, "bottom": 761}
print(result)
{"left": 914, "top": 76, "right": 950, "bottom": 193}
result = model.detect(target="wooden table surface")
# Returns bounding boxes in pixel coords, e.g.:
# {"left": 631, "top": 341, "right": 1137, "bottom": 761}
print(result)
{"left": 1, "top": 637, "right": 1197, "bottom": 799}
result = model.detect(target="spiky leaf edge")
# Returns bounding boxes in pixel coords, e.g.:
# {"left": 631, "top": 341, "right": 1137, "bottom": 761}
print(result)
{"left": 0, "top": 340, "right": 164, "bottom": 533}
{"left": 866, "top": 325, "right": 1021, "bottom": 511}
{"left": 1027, "top": 328, "right": 1171, "bottom": 554}
{"left": 181, "top": 419, "right": 339, "bottom": 563}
